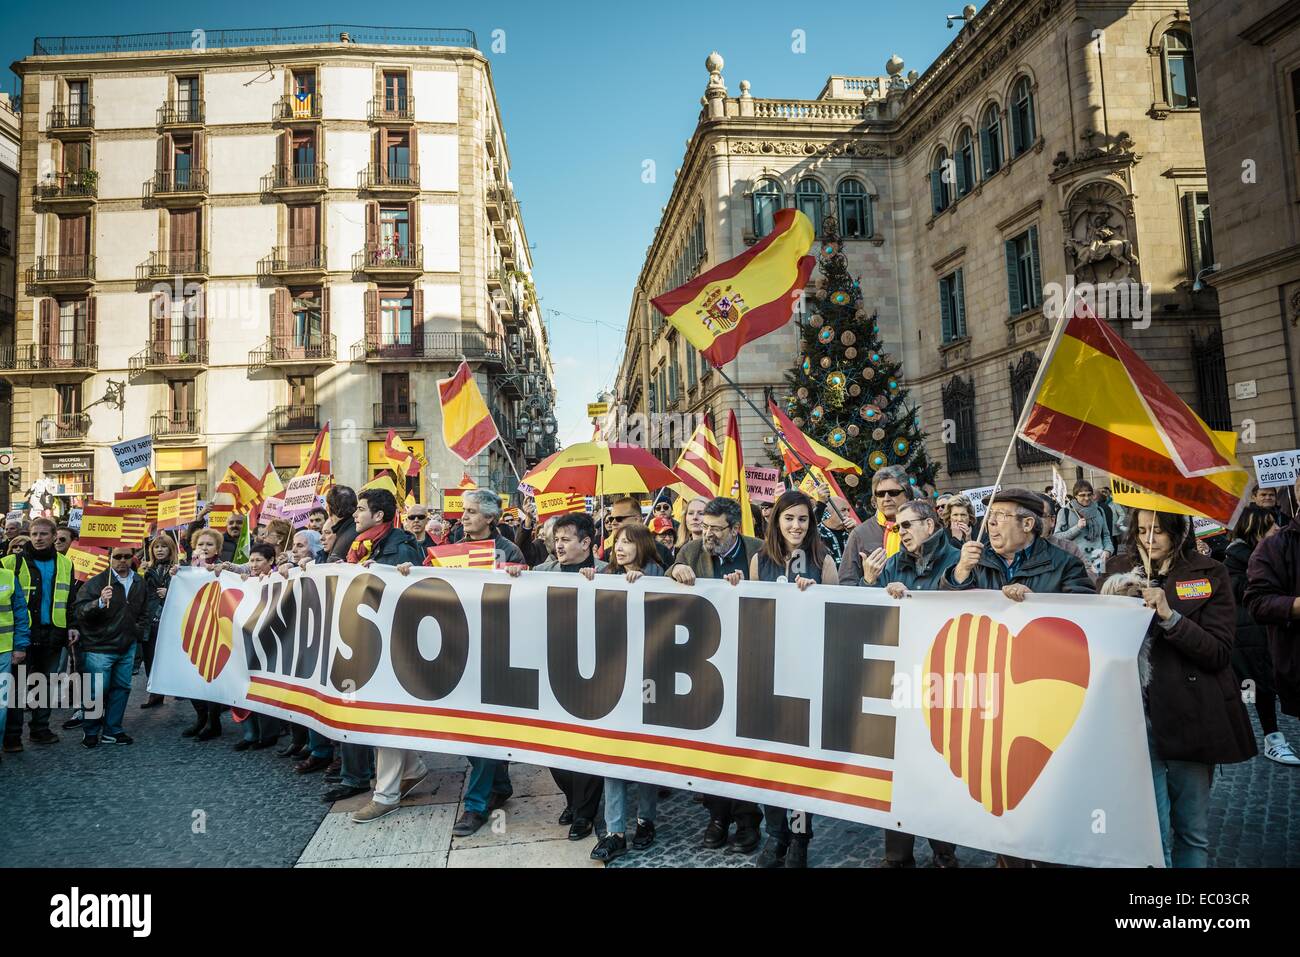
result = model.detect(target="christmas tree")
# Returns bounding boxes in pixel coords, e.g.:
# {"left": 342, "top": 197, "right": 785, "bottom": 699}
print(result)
{"left": 771, "top": 216, "right": 939, "bottom": 510}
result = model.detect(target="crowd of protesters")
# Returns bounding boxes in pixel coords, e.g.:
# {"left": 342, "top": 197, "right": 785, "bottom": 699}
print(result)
{"left": 1, "top": 464, "right": 1298, "bottom": 869}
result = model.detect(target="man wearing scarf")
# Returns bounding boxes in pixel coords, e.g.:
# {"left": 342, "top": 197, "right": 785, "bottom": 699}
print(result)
{"left": 837, "top": 465, "right": 915, "bottom": 585}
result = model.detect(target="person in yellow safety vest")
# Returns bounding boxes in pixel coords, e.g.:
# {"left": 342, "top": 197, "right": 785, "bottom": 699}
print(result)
{"left": 2, "top": 516, "right": 74, "bottom": 751}
{"left": 0, "top": 561, "right": 33, "bottom": 766}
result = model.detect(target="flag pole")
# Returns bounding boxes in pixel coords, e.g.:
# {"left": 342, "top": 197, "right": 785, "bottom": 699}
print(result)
{"left": 493, "top": 436, "right": 524, "bottom": 490}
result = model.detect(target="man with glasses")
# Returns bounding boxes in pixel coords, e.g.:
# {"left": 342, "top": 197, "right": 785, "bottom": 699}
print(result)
{"left": 666, "top": 497, "right": 765, "bottom": 853}
{"left": 839, "top": 465, "right": 916, "bottom": 586}
{"left": 72, "top": 546, "right": 160, "bottom": 748}
{"left": 403, "top": 504, "right": 435, "bottom": 549}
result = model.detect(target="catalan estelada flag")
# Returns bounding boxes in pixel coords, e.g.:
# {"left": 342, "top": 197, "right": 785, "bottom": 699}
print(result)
{"left": 439, "top": 361, "right": 498, "bottom": 463}
{"left": 672, "top": 416, "right": 722, "bottom": 499}
{"left": 718, "top": 410, "right": 755, "bottom": 539}
{"left": 651, "top": 208, "right": 815, "bottom": 367}
{"left": 130, "top": 469, "right": 158, "bottom": 492}
{"left": 425, "top": 541, "right": 495, "bottom": 569}
{"left": 768, "top": 398, "right": 861, "bottom": 476}
{"left": 1020, "top": 303, "right": 1250, "bottom": 526}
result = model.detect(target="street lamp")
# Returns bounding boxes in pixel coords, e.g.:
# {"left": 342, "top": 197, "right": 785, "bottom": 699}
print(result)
{"left": 1192, "top": 263, "right": 1221, "bottom": 293}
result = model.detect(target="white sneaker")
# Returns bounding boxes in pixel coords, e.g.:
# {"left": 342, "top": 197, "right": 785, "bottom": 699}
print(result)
{"left": 1263, "top": 732, "right": 1300, "bottom": 766}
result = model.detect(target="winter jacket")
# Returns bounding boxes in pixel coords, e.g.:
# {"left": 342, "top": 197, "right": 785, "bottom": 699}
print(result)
{"left": 837, "top": 513, "right": 890, "bottom": 585}
{"left": 368, "top": 526, "right": 426, "bottom": 568}
{"left": 874, "top": 527, "right": 960, "bottom": 592}
{"left": 1243, "top": 518, "right": 1300, "bottom": 717}
{"left": 670, "top": 536, "right": 763, "bottom": 581}
{"left": 1107, "top": 551, "right": 1257, "bottom": 764}
{"left": 1224, "top": 540, "right": 1267, "bottom": 652}
{"left": 73, "top": 569, "right": 160, "bottom": 656}
{"left": 942, "top": 536, "right": 1096, "bottom": 595}
{"left": 142, "top": 563, "right": 174, "bottom": 634}
{"left": 327, "top": 515, "right": 358, "bottom": 563}
{"left": 536, "top": 555, "right": 609, "bottom": 573}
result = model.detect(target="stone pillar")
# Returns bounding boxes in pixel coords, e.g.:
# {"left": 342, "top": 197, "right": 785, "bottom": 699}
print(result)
{"left": 704, "top": 51, "right": 727, "bottom": 119}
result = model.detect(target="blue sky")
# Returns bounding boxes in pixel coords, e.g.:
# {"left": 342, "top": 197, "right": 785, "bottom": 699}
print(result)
{"left": 2, "top": 1, "right": 972, "bottom": 447}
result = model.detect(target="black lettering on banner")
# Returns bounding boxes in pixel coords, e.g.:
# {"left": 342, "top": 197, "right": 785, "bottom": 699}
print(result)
{"left": 642, "top": 592, "right": 724, "bottom": 731}
{"left": 319, "top": 574, "right": 336, "bottom": 688}
{"left": 821, "top": 602, "right": 898, "bottom": 758}
{"left": 241, "top": 583, "right": 272, "bottom": 672}
{"left": 390, "top": 576, "right": 469, "bottom": 701}
{"left": 330, "top": 572, "right": 384, "bottom": 694}
{"left": 254, "top": 580, "right": 296, "bottom": 673}
{"left": 736, "top": 596, "right": 810, "bottom": 747}
{"left": 294, "top": 576, "right": 323, "bottom": 680}
{"left": 546, "top": 587, "right": 627, "bottom": 721}
{"left": 480, "top": 582, "right": 539, "bottom": 709}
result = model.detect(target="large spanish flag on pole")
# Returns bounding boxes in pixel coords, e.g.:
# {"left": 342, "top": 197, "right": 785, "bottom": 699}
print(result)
{"left": 439, "top": 360, "right": 499, "bottom": 463}
{"left": 1019, "top": 303, "right": 1250, "bottom": 526}
{"left": 768, "top": 398, "right": 861, "bottom": 476}
{"left": 717, "top": 410, "right": 756, "bottom": 539}
{"left": 671, "top": 415, "right": 722, "bottom": 499}
{"left": 651, "top": 209, "right": 816, "bottom": 367}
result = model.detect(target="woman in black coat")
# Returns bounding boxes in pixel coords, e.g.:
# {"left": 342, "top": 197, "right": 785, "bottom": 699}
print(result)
{"left": 138, "top": 533, "right": 179, "bottom": 709}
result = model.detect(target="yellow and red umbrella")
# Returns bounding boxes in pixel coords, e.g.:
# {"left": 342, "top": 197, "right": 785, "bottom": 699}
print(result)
{"left": 521, "top": 442, "right": 681, "bottom": 497}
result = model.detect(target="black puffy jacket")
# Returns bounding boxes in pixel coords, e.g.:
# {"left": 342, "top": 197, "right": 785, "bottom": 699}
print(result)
{"left": 73, "top": 569, "right": 160, "bottom": 656}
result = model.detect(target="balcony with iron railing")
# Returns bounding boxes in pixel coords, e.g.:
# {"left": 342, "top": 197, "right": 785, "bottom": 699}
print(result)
{"left": 368, "top": 95, "right": 415, "bottom": 122}
{"left": 25, "top": 255, "right": 95, "bottom": 288}
{"left": 1, "top": 343, "right": 98, "bottom": 372}
{"left": 487, "top": 265, "right": 516, "bottom": 311}
{"left": 359, "top": 163, "right": 420, "bottom": 191}
{"left": 373, "top": 401, "right": 417, "bottom": 430}
{"left": 271, "top": 404, "right": 320, "bottom": 432}
{"left": 351, "top": 330, "right": 505, "bottom": 363}
{"left": 487, "top": 185, "right": 514, "bottom": 228}
{"left": 152, "top": 409, "right": 201, "bottom": 439}
{"left": 144, "top": 167, "right": 208, "bottom": 202}
{"left": 352, "top": 242, "right": 423, "bottom": 275}
{"left": 128, "top": 338, "right": 208, "bottom": 378}
{"left": 47, "top": 104, "right": 94, "bottom": 132}
{"left": 273, "top": 93, "right": 323, "bottom": 123}
{"left": 257, "top": 245, "right": 327, "bottom": 278}
{"left": 157, "top": 100, "right": 205, "bottom": 127}
{"left": 35, "top": 170, "right": 98, "bottom": 202}
{"left": 135, "top": 249, "right": 208, "bottom": 282}
{"left": 248, "top": 334, "right": 336, "bottom": 372}
{"left": 261, "top": 162, "right": 328, "bottom": 193}
{"left": 36, "top": 412, "right": 91, "bottom": 445}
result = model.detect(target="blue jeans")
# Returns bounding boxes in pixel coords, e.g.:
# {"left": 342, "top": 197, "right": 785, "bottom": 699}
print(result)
{"left": 306, "top": 728, "right": 335, "bottom": 759}
{"left": 1148, "top": 725, "right": 1212, "bottom": 868}
{"left": 82, "top": 649, "right": 135, "bottom": 738}
{"left": 603, "top": 778, "right": 658, "bottom": 834}
{"left": 340, "top": 742, "right": 374, "bottom": 789}
{"left": 464, "top": 758, "right": 512, "bottom": 814}
{"left": 0, "top": 651, "right": 11, "bottom": 740}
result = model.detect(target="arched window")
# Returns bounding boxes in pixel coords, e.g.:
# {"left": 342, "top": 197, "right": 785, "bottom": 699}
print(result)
{"left": 1161, "top": 30, "right": 1198, "bottom": 110}
{"left": 1011, "top": 77, "right": 1036, "bottom": 156}
{"left": 930, "top": 148, "right": 952, "bottom": 215}
{"left": 956, "top": 128, "right": 975, "bottom": 197}
{"left": 838, "top": 179, "right": 871, "bottom": 239}
{"left": 795, "top": 178, "right": 826, "bottom": 232}
{"left": 752, "top": 179, "right": 784, "bottom": 238}
{"left": 980, "top": 104, "right": 1004, "bottom": 176}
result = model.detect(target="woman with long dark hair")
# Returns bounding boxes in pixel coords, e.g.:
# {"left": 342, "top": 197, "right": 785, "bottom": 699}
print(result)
{"left": 137, "top": 533, "right": 179, "bottom": 709}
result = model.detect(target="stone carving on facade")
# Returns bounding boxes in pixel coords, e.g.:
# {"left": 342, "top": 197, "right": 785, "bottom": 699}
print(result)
{"left": 1051, "top": 130, "right": 1139, "bottom": 177}
{"left": 730, "top": 140, "right": 887, "bottom": 158}
{"left": 1062, "top": 181, "right": 1140, "bottom": 283}
{"left": 939, "top": 338, "right": 972, "bottom": 370}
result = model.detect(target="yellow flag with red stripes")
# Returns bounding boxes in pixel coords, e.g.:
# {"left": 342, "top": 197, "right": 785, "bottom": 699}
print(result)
{"left": 439, "top": 361, "right": 499, "bottom": 463}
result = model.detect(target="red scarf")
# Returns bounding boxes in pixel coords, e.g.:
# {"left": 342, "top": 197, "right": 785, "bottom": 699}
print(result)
{"left": 347, "top": 523, "right": 390, "bottom": 564}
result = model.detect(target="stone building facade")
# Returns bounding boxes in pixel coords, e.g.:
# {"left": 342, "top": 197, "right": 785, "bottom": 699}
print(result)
{"left": 617, "top": 0, "right": 1225, "bottom": 498}
{"left": 0, "top": 94, "right": 18, "bottom": 513}
{"left": 5, "top": 26, "right": 555, "bottom": 508}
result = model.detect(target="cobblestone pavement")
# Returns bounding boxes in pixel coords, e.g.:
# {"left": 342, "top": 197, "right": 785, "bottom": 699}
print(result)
{"left": 2, "top": 668, "right": 1297, "bottom": 868}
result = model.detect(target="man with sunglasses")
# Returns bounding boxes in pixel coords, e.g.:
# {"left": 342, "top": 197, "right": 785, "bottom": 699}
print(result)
{"left": 838, "top": 465, "right": 916, "bottom": 585}
{"left": 403, "top": 504, "right": 435, "bottom": 549}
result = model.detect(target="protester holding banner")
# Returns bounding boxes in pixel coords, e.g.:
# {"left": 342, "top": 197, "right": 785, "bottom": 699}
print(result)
{"left": 1105, "top": 510, "right": 1257, "bottom": 867}
{"left": 815, "top": 496, "right": 852, "bottom": 566}
{"left": 606, "top": 497, "right": 673, "bottom": 569}
{"left": 648, "top": 516, "right": 677, "bottom": 563}
{"left": 457, "top": 489, "right": 525, "bottom": 566}
{"left": 1244, "top": 484, "right": 1300, "bottom": 757}
{"left": 137, "top": 534, "right": 179, "bottom": 710}
{"left": 182, "top": 528, "right": 226, "bottom": 741}
{"left": 837, "top": 466, "right": 915, "bottom": 586}
{"left": 1053, "top": 481, "right": 1114, "bottom": 575}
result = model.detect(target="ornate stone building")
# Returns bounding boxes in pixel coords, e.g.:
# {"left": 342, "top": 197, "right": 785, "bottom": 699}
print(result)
{"left": 617, "top": 0, "right": 1224, "bottom": 495}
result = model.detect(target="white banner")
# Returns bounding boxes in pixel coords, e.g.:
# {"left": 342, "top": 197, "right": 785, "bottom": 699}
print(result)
{"left": 961, "top": 484, "right": 1002, "bottom": 518}
{"left": 1252, "top": 450, "right": 1300, "bottom": 490}
{"left": 150, "top": 566, "right": 1162, "bottom": 867}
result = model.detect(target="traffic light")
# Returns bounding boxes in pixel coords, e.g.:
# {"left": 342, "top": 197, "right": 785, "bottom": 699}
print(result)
{"left": 7, "top": 470, "right": 19, "bottom": 492}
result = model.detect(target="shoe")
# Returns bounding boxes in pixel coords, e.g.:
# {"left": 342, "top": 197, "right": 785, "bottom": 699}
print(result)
{"left": 487, "top": 790, "right": 512, "bottom": 812}
{"left": 453, "top": 810, "right": 487, "bottom": 837}
{"left": 784, "top": 840, "right": 808, "bottom": 868}
{"left": 727, "top": 825, "right": 761, "bottom": 855}
{"left": 350, "top": 800, "right": 399, "bottom": 824}
{"left": 702, "top": 818, "right": 729, "bottom": 849}
{"left": 1264, "top": 732, "right": 1300, "bottom": 766}
{"left": 294, "top": 755, "right": 332, "bottom": 774}
{"left": 325, "top": 757, "right": 341, "bottom": 775}
{"left": 932, "top": 852, "right": 960, "bottom": 868}
{"left": 2, "top": 739, "right": 22, "bottom": 754}
{"left": 99, "top": 734, "right": 118, "bottom": 744}
{"left": 590, "top": 833, "right": 627, "bottom": 863}
{"left": 233, "top": 740, "right": 253, "bottom": 752}
{"left": 81, "top": 735, "right": 99, "bottom": 749}
{"left": 30, "top": 729, "right": 59, "bottom": 745}
{"left": 181, "top": 720, "right": 204, "bottom": 738}
{"left": 879, "top": 858, "right": 916, "bottom": 868}
{"left": 756, "top": 838, "right": 789, "bottom": 868}
{"left": 568, "top": 817, "right": 594, "bottom": 841}
{"left": 249, "top": 739, "right": 277, "bottom": 751}
{"left": 196, "top": 722, "right": 222, "bottom": 741}
{"left": 322, "top": 784, "right": 369, "bottom": 803}
{"left": 557, "top": 807, "right": 574, "bottom": 826}
{"left": 324, "top": 771, "right": 343, "bottom": 784}
{"left": 140, "top": 695, "right": 164, "bottom": 709}
{"left": 399, "top": 769, "right": 429, "bottom": 799}
{"left": 111, "top": 733, "right": 134, "bottom": 745}
{"left": 631, "top": 820, "right": 656, "bottom": 850}
{"left": 278, "top": 742, "right": 307, "bottom": 758}
{"left": 62, "top": 714, "right": 84, "bottom": 730}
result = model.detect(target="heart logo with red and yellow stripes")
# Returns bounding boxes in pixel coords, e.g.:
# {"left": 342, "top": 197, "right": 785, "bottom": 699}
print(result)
{"left": 180, "top": 581, "right": 243, "bottom": 682}
{"left": 923, "top": 614, "right": 1090, "bottom": 816}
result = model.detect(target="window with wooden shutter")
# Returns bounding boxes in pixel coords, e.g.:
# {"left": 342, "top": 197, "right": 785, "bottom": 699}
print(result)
{"left": 941, "top": 375, "right": 979, "bottom": 474}
{"left": 409, "top": 126, "right": 419, "bottom": 186}
{"left": 195, "top": 285, "right": 207, "bottom": 358}
{"left": 321, "top": 286, "right": 330, "bottom": 338}
{"left": 1004, "top": 238, "right": 1022, "bottom": 316}
{"left": 365, "top": 201, "right": 378, "bottom": 253}
{"left": 273, "top": 287, "right": 290, "bottom": 342}
{"left": 364, "top": 288, "right": 379, "bottom": 349}
{"left": 151, "top": 292, "right": 168, "bottom": 357}
{"left": 39, "top": 298, "right": 55, "bottom": 366}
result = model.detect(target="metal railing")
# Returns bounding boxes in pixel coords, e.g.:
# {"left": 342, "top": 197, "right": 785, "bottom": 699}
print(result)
{"left": 0, "top": 343, "right": 98, "bottom": 371}
{"left": 249, "top": 335, "right": 337, "bottom": 370}
{"left": 152, "top": 409, "right": 201, "bottom": 438}
{"left": 148, "top": 168, "right": 208, "bottom": 196}
{"left": 36, "top": 170, "right": 97, "bottom": 200}
{"left": 271, "top": 404, "right": 320, "bottom": 432}
{"left": 353, "top": 243, "right": 422, "bottom": 272}
{"left": 26, "top": 255, "right": 95, "bottom": 283}
{"left": 258, "top": 245, "right": 327, "bottom": 276}
{"left": 36, "top": 412, "right": 91, "bottom": 444}
{"left": 352, "top": 330, "right": 503, "bottom": 362}
{"left": 157, "top": 100, "right": 204, "bottom": 125}
{"left": 35, "top": 26, "right": 477, "bottom": 56}
{"left": 130, "top": 338, "right": 208, "bottom": 373}
{"left": 368, "top": 96, "right": 415, "bottom": 121}
{"left": 273, "top": 93, "right": 323, "bottom": 122}
{"left": 373, "top": 401, "right": 416, "bottom": 429}
{"left": 136, "top": 250, "right": 207, "bottom": 280}
{"left": 359, "top": 163, "right": 419, "bottom": 189}
{"left": 47, "top": 105, "right": 94, "bottom": 130}
{"left": 262, "top": 162, "right": 328, "bottom": 190}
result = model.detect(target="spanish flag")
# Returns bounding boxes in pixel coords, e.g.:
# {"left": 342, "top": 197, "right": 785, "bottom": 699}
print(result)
{"left": 718, "top": 410, "right": 755, "bottom": 538}
{"left": 383, "top": 429, "right": 422, "bottom": 478}
{"left": 361, "top": 470, "right": 406, "bottom": 523}
{"left": 1020, "top": 302, "right": 1250, "bottom": 526}
{"left": 671, "top": 415, "right": 722, "bottom": 499}
{"left": 652, "top": 209, "right": 815, "bottom": 367}
{"left": 439, "top": 360, "right": 499, "bottom": 463}
{"left": 130, "top": 469, "right": 158, "bottom": 492}
{"left": 768, "top": 398, "right": 861, "bottom": 475}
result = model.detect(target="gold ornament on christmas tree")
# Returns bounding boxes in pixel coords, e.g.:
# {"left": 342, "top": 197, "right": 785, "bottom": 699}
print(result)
{"left": 844, "top": 473, "right": 859, "bottom": 488}
{"left": 862, "top": 367, "right": 875, "bottom": 380}
{"left": 848, "top": 383, "right": 861, "bottom": 397}
{"left": 840, "top": 331, "right": 856, "bottom": 346}
{"left": 809, "top": 314, "right": 823, "bottom": 328}
{"left": 845, "top": 347, "right": 858, "bottom": 360}
{"left": 819, "top": 356, "right": 833, "bottom": 369}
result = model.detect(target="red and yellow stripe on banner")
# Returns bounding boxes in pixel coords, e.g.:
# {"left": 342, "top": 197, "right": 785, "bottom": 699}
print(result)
{"left": 156, "top": 486, "right": 198, "bottom": 529}
{"left": 438, "top": 360, "right": 499, "bottom": 464}
{"left": 114, "top": 490, "right": 160, "bottom": 529}
{"left": 246, "top": 676, "right": 893, "bottom": 811}
{"left": 78, "top": 504, "right": 149, "bottom": 549}
{"left": 534, "top": 491, "right": 585, "bottom": 520}
{"left": 67, "top": 545, "right": 109, "bottom": 582}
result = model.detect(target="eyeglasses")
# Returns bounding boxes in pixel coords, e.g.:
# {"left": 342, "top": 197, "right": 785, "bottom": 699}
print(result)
{"left": 985, "top": 510, "right": 1022, "bottom": 525}
{"left": 701, "top": 522, "right": 732, "bottom": 534}
{"left": 407, "top": 514, "right": 430, "bottom": 521}
{"left": 653, "top": 503, "right": 671, "bottom": 511}
{"left": 609, "top": 513, "right": 637, "bottom": 523}
{"left": 897, "top": 519, "right": 931, "bottom": 532}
